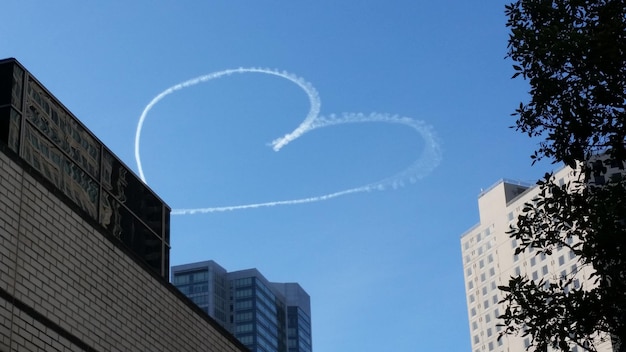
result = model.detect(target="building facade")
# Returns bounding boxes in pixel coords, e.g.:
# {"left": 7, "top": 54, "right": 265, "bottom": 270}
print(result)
{"left": 0, "top": 58, "right": 247, "bottom": 351}
{"left": 172, "top": 261, "right": 312, "bottom": 352}
{"left": 461, "top": 166, "right": 618, "bottom": 352}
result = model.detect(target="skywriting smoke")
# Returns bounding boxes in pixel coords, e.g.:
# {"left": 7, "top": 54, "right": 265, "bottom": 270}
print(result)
{"left": 135, "top": 68, "right": 442, "bottom": 215}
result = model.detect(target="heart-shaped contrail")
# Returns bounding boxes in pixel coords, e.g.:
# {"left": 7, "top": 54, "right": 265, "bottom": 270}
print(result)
{"left": 135, "top": 68, "right": 442, "bottom": 214}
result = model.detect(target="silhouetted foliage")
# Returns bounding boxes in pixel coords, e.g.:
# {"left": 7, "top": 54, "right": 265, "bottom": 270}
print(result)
{"left": 498, "top": 0, "right": 626, "bottom": 351}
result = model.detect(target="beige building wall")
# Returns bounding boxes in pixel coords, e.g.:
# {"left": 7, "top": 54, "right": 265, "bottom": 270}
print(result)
{"left": 0, "top": 149, "right": 247, "bottom": 351}
{"left": 461, "top": 167, "right": 614, "bottom": 352}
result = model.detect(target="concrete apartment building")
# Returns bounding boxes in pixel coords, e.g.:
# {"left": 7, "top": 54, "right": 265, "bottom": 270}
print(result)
{"left": 0, "top": 58, "right": 247, "bottom": 351}
{"left": 461, "top": 165, "right": 618, "bottom": 352}
{"left": 172, "top": 261, "right": 312, "bottom": 352}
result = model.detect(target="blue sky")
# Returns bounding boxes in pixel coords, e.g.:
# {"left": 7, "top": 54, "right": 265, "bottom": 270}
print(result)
{"left": 1, "top": 1, "right": 556, "bottom": 351}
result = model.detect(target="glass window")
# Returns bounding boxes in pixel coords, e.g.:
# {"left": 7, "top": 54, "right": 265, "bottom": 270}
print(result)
{"left": 558, "top": 255, "right": 565, "bottom": 266}
{"left": 235, "top": 324, "right": 253, "bottom": 333}
{"left": 530, "top": 257, "right": 536, "bottom": 266}
{"left": 173, "top": 274, "right": 190, "bottom": 285}
{"left": 234, "top": 277, "right": 253, "bottom": 287}
{"left": 235, "top": 289, "right": 253, "bottom": 298}
{"left": 489, "top": 268, "right": 496, "bottom": 277}
{"left": 542, "top": 265, "right": 549, "bottom": 275}
{"left": 235, "top": 312, "right": 253, "bottom": 322}
{"left": 235, "top": 300, "right": 253, "bottom": 310}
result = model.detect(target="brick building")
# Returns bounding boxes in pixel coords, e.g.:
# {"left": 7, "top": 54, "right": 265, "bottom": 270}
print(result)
{"left": 0, "top": 58, "right": 248, "bottom": 351}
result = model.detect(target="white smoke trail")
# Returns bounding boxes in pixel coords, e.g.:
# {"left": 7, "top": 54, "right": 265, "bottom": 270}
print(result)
{"left": 135, "top": 68, "right": 442, "bottom": 215}
{"left": 135, "top": 67, "right": 320, "bottom": 182}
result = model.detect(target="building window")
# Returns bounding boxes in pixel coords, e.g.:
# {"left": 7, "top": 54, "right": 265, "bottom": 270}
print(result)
{"left": 235, "top": 324, "right": 253, "bottom": 333}
{"left": 542, "top": 265, "right": 549, "bottom": 275}
{"left": 489, "top": 268, "right": 496, "bottom": 277}
{"left": 235, "top": 289, "right": 253, "bottom": 298}
{"left": 530, "top": 257, "right": 536, "bottom": 266}
{"left": 558, "top": 255, "right": 565, "bottom": 266}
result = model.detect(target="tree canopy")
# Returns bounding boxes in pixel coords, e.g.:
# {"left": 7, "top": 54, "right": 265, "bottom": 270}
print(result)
{"left": 498, "top": 0, "right": 626, "bottom": 351}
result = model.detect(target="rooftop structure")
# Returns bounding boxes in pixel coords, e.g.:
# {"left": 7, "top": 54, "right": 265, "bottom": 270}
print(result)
{"left": 0, "top": 58, "right": 246, "bottom": 351}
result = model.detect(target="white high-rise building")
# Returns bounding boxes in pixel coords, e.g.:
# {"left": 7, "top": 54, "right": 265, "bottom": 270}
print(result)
{"left": 461, "top": 166, "right": 618, "bottom": 352}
